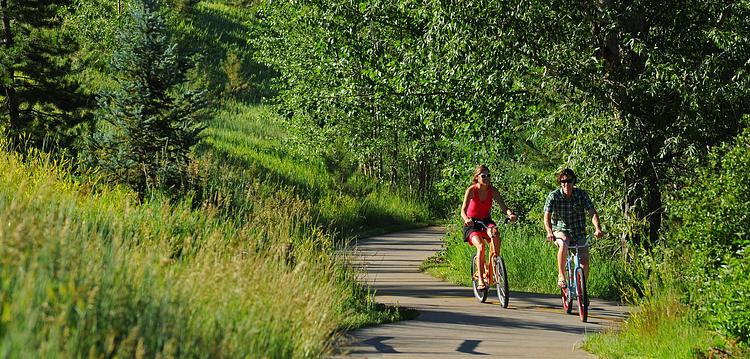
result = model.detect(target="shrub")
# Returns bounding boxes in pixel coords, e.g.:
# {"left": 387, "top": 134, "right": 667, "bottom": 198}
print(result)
{"left": 670, "top": 125, "right": 750, "bottom": 344}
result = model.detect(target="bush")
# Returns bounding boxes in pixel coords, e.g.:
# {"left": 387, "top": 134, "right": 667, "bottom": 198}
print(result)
{"left": 703, "top": 249, "right": 750, "bottom": 344}
{"left": 670, "top": 125, "right": 750, "bottom": 345}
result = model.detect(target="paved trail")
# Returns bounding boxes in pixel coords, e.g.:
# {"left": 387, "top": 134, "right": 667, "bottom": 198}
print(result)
{"left": 334, "top": 227, "right": 628, "bottom": 358}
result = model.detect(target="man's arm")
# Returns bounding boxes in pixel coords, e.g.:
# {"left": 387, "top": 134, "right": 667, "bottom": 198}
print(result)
{"left": 588, "top": 208, "right": 603, "bottom": 238}
{"left": 544, "top": 212, "right": 555, "bottom": 241}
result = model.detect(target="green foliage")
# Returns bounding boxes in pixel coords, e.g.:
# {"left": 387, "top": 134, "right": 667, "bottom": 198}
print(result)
{"left": 87, "top": 0, "right": 207, "bottom": 196}
{"left": 256, "top": 0, "right": 750, "bottom": 250}
{"left": 672, "top": 126, "right": 750, "bottom": 255}
{"left": 63, "top": 0, "right": 133, "bottom": 94}
{"left": 669, "top": 126, "right": 750, "bottom": 345}
{"left": 0, "top": 0, "right": 92, "bottom": 151}
{"left": 704, "top": 251, "right": 750, "bottom": 345}
{"left": 171, "top": 1, "right": 275, "bottom": 102}
{"left": 0, "top": 147, "right": 344, "bottom": 357}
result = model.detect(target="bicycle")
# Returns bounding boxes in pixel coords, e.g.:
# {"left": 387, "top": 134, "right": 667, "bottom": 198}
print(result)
{"left": 469, "top": 218, "right": 510, "bottom": 308}
{"left": 559, "top": 235, "right": 591, "bottom": 322}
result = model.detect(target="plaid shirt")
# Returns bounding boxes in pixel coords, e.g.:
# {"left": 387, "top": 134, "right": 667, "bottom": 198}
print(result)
{"left": 544, "top": 187, "right": 595, "bottom": 240}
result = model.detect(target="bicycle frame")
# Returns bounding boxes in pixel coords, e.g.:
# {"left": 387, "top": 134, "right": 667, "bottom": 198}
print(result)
{"left": 560, "top": 236, "right": 590, "bottom": 322}
{"left": 565, "top": 244, "right": 585, "bottom": 299}
{"left": 472, "top": 229, "right": 500, "bottom": 285}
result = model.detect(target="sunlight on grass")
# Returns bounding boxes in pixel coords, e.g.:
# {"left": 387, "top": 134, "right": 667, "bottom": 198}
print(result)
{"left": 584, "top": 291, "right": 732, "bottom": 358}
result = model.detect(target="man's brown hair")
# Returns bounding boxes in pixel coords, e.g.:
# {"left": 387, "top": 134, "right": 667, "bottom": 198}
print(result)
{"left": 556, "top": 168, "right": 577, "bottom": 184}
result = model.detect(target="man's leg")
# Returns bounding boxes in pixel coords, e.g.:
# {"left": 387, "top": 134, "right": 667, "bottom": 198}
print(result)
{"left": 579, "top": 246, "right": 590, "bottom": 281}
{"left": 554, "top": 231, "right": 569, "bottom": 287}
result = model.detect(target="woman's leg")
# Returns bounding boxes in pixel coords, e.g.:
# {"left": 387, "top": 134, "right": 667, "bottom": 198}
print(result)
{"left": 470, "top": 235, "right": 486, "bottom": 288}
{"left": 487, "top": 226, "right": 500, "bottom": 256}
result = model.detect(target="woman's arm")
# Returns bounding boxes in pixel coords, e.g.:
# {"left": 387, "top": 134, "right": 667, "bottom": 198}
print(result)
{"left": 461, "top": 186, "right": 473, "bottom": 225}
{"left": 492, "top": 186, "right": 517, "bottom": 221}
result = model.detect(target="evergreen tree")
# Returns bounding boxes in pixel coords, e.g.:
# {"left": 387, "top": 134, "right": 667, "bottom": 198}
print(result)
{"left": 0, "top": 0, "right": 91, "bottom": 150}
{"left": 87, "top": 0, "right": 206, "bottom": 196}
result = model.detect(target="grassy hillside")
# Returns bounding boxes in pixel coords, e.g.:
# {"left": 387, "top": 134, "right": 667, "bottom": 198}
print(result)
{"left": 0, "top": 99, "right": 431, "bottom": 357}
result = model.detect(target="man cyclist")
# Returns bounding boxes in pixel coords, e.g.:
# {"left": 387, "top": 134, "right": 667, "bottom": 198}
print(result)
{"left": 543, "top": 168, "right": 603, "bottom": 288}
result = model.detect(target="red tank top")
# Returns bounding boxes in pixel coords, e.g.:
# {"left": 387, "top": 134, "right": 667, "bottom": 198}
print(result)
{"left": 467, "top": 185, "right": 493, "bottom": 218}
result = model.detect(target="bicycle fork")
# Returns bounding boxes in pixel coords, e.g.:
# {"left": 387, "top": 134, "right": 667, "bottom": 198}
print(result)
{"left": 566, "top": 251, "right": 579, "bottom": 298}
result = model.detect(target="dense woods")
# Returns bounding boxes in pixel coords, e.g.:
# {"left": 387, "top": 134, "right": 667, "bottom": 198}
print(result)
{"left": 1, "top": 0, "right": 749, "bottom": 356}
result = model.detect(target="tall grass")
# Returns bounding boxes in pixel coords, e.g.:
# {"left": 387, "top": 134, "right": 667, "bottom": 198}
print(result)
{"left": 422, "top": 222, "right": 624, "bottom": 299}
{"left": 0, "top": 99, "right": 432, "bottom": 357}
{"left": 0, "top": 148, "right": 357, "bottom": 357}
{"left": 584, "top": 290, "right": 730, "bottom": 358}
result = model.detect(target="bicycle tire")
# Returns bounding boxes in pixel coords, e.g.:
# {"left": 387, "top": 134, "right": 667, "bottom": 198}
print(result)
{"left": 561, "top": 286, "right": 572, "bottom": 313}
{"left": 563, "top": 265, "right": 574, "bottom": 314}
{"left": 471, "top": 254, "right": 488, "bottom": 303}
{"left": 575, "top": 267, "right": 588, "bottom": 322}
{"left": 493, "top": 256, "right": 509, "bottom": 308}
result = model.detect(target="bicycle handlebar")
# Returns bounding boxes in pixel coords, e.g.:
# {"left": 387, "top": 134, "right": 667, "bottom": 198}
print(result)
{"left": 470, "top": 216, "right": 514, "bottom": 229}
{"left": 552, "top": 234, "right": 593, "bottom": 249}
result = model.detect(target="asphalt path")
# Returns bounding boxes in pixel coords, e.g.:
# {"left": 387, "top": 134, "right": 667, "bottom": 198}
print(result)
{"left": 333, "top": 227, "right": 629, "bottom": 358}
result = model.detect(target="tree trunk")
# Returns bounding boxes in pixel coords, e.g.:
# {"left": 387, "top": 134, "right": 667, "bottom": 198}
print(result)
{"left": 1, "top": 0, "right": 20, "bottom": 139}
{"left": 624, "top": 167, "right": 644, "bottom": 250}
{"left": 593, "top": 0, "right": 620, "bottom": 69}
{"left": 645, "top": 165, "right": 662, "bottom": 250}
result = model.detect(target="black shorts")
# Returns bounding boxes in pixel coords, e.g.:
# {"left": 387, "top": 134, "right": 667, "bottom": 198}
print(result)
{"left": 463, "top": 217, "right": 496, "bottom": 242}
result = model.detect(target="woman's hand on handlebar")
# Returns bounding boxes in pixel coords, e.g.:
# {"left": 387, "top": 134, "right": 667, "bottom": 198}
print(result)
{"left": 546, "top": 232, "right": 555, "bottom": 242}
{"left": 594, "top": 229, "right": 603, "bottom": 238}
{"left": 463, "top": 218, "right": 473, "bottom": 226}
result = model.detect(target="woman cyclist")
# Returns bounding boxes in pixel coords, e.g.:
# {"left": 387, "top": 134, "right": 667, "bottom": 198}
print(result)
{"left": 461, "top": 165, "right": 517, "bottom": 290}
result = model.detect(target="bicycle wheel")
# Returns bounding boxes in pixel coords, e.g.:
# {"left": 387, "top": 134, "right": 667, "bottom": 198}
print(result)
{"left": 575, "top": 267, "right": 588, "bottom": 322}
{"left": 561, "top": 284, "right": 572, "bottom": 314}
{"left": 471, "top": 254, "right": 488, "bottom": 303}
{"left": 562, "top": 266, "right": 573, "bottom": 314}
{"left": 493, "top": 256, "right": 509, "bottom": 308}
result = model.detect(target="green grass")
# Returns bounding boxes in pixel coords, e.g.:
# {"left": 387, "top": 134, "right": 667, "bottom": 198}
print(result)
{"left": 421, "top": 222, "right": 624, "bottom": 299}
{"left": 0, "top": 99, "right": 433, "bottom": 357}
{"left": 0, "top": 147, "right": 352, "bottom": 357}
{"left": 584, "top": 290, "right": 746, "bottom": 358}
{"left": 197, "top": 101, "right": 432, "bottom": 237}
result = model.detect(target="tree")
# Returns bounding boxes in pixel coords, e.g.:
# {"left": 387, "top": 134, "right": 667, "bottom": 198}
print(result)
{"left": 87, "top": 0, "right": 206, "bottom": 196}
{"left": 516, "top": 0, "right": 750, "bottom": 248}
{"left": 0, "top": 0, "right": 92, "bottom": 151}
{"left": 257, "top": 0, "right": 750, "bottom": 248}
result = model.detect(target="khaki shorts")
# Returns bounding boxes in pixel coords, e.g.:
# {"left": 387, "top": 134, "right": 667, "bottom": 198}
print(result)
{"left": 554, "top": 231, "right": 590, "bottom": 262}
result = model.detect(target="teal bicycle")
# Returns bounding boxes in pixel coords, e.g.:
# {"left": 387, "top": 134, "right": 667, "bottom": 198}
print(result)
{"left": 559, "top": 236, "right": 590, "bottom": 322}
